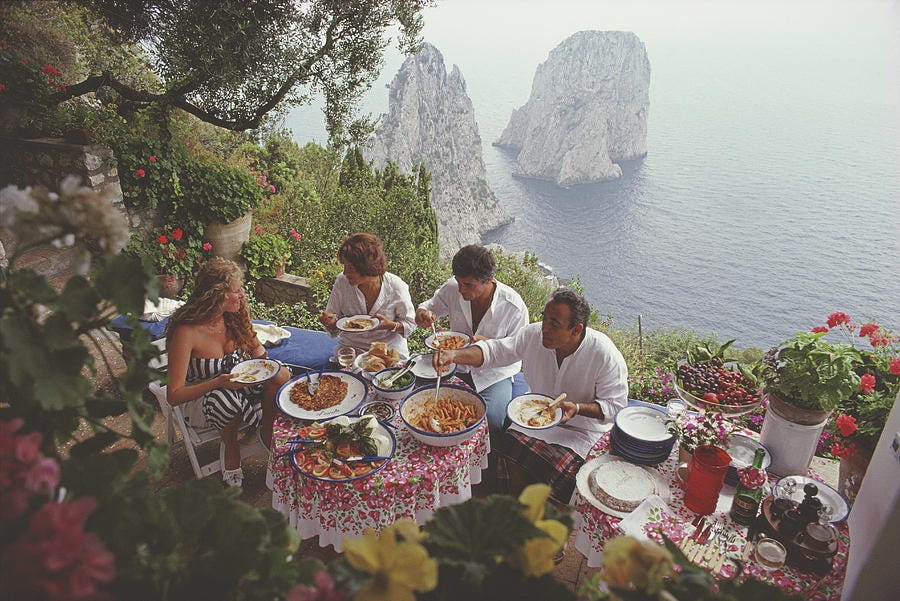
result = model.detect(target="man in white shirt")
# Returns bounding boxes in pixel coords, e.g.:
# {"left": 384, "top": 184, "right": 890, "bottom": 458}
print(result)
{"left": 435, "top": 287, "right": 628, "bottom": 504}
{"left": 416, "top": 245, "right": 529, "bottom": 432}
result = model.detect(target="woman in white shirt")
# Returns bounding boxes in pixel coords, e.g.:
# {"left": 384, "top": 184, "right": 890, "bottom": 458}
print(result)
{"left": 416, "top": 245, "right": 529, "bottom": 431}
{"left": 319, "top": 233, "right": 415, "bottom": 357}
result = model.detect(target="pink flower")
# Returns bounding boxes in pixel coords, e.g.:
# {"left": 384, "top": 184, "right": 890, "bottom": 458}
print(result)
{"left": 0, "top": 83, "right": 5, "bottom": 92}
{"left": 135, "top": 169, "right": 145, "bottom": 178}
{"left": 14, "top": 431, "right": 42, "bottom": 464}
{"left": 148, "top": 155, "right": 157, "bottom": 163}
{"left": 836, "top": 414, "right": 858, "bottom": 437}
{"left": 811, "top": 326, "right": 828, "bottom": 333}
{"left": 858, "top": 373, "right": 876, "bottom": 392}
{"left": 890, "top": 357, "right": 900, "bottom": 376}
{"left": 290, "top": 229, "right": 301, "bottom": 240}
{"left": 170, "top": 228, "right": 183, "bottom": 240}
{"left": 202, "top": 242, "right": 212, "bottom": 251}
{"left": 286, "top": 570, "right": 346, "bottom": 601}
{"left": 268, "top": 184, "right": 276, "bottom": 193}
{"left": 254, "top": 225, "right": 263, "bottom": 234}
{"left": 827, "top": 312, "right": 851, "bottom": 328}
{"left": 24, "top": 458, "right": 60, "bottom": 495}
{"left": 858, "top": 323, "right": 879, "bottom": 337}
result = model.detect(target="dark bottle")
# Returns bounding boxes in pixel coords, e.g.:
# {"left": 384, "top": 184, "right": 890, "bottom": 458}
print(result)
{"left": 730, "top": 447, "right": 767, "bottom": 526}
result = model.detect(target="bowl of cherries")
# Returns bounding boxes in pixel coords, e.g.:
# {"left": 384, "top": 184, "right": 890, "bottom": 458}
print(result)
{"left": 673, "top": 340, "right": 761, "bottom": 416}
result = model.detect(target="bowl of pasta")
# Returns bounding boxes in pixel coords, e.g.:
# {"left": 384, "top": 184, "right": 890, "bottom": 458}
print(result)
{"left": 399, "top": 384, "right": 486, "bottom": 447}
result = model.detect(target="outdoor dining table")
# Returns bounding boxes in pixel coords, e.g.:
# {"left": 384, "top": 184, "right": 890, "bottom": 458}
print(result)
{"left": 570, "top": 430, "right": 850, "bottom": 600}
{"left": 269, "top": 375, "right": 490, "bottom": 552}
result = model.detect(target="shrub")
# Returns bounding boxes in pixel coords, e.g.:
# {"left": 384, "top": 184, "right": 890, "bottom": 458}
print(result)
{"left": 241, "top": 231, "right": 293, "bottom": 280}
{"left": 177, "top": 158, "right": 263, "bottom": 225}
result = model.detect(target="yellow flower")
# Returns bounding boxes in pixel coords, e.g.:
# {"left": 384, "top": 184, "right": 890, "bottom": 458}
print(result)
{"left": 601, "top": 536, "right": 674, "bottom": 596}
{"left": 344, "top": 519, "right": 438, "bottom": 601}
{"left": 511, "top": 484, "right": 569, "bottom": 577}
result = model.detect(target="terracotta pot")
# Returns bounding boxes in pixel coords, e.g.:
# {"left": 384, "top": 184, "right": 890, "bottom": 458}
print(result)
{"left": 156, "top": 274, "right": 184, "bottom": 298}
{"left": 204, "top": 212, "right": 252, "bottom": 264}
{"left": 838, "top": 446, "right": 873, "bottom": 507}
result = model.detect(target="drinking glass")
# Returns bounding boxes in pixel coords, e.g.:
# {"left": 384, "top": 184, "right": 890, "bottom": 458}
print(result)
{"left": 754, "top": 537, "right": 786, "bottom": 571}
{"left": 337, "top": 346, "right": 356, "bottom": 369}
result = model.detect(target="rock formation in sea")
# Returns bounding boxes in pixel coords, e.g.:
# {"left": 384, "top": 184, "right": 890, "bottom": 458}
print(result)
{"left": 495, "top": 31, "right": 651, "bottom": 187}
{"left": 366, "top": 43, "right": 510, "bottom": 258}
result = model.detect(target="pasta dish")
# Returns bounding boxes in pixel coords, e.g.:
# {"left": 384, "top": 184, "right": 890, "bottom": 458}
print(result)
{"left": 289, "top": 375, "right": 348, "bottom": 411}
{"left": 433, "top": 334, "right": 468, "bottom": 350}
{"left": 410, "top": 397, "right": 478, "bottom": 433}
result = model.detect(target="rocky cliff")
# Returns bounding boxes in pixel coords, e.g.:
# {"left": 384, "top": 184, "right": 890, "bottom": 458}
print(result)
{"left": 366, "top": 43, "right": 510, "bottom": 258}
{"left": 495, "top": 31, "right": 650, "bottom": 187}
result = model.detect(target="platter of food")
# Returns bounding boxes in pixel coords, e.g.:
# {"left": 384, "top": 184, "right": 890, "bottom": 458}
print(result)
{"left": 354, "top": 342, "right": 401, "bottom": 376}
{"left": 336, "top": 315, "right": 380, "bottom": 332}
{"left": 276, "top": 370, "right": 369, "bottom": 420}
{"left": 399, "top": 384, "right": 486, "bottom": 447}
{"left": 674, "top": 360, "right": 761, "bottom": 416}
{"left": 424, "top": 330, "right": 471, "bottom": 351}
{"left": 507, "top": 393, "right": 564, "bottom": 430}
{"left": 229, "top": 358, "right": 281, "bottom": 384}
{"left": 287, "top": 416, "right": 396, "bottom": 483}
{"left": 575, "top": 455, "right": 670, "bottom": 518}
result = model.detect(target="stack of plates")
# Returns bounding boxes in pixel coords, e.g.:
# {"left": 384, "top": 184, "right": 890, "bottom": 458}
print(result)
{"left": 610, "top": 405, "right": 676, "bottom": 465}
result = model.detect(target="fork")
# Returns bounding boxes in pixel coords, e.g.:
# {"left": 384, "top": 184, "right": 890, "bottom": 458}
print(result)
{"left": 430, "top": 349, "right": 442, "bottom": 432}
{"left": 307, "top": 364, "right": 325, "bottom": 395}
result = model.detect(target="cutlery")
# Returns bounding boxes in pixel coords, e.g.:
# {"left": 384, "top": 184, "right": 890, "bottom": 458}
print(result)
{"left": 690, "top": 517, "right": 708, "bottom": 541}
{"left": 697, "top": 521, "right": 714, "bottom": 544}
{"left": 307, "top": 364, "right": 326, "bottom": 395}
{"left": 334, "top": 455, "right": 392, "bottom": 464}
{"left": 377, "top": 360, "right": 417, "bottom": 388}
{"left": 283, "top": 438, "right": 326, "bottom": 445}
{"left": 524, "top": 393, "right": 567, "bottom": 420}
{"left": 274, "top": 441, "right": 326, "bottom": 459}
{"left": 430, "top": 350, "right": 442, "bottom": 432}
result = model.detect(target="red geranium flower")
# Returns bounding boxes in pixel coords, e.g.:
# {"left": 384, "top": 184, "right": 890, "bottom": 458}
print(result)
{"left": 827, "top": 312, "right": 851, "bottom": 328}
{"left": 858, "top": 323, "right": 879, "bottom": 337}
{"left": 170, "top": 228, "right": 183, "bottom": 240}
{"left": 830, "top": 441, "right": 856, "bottom": 459}
{"left": 0, "top": 84, "right": 6, "bottom": 92}
{"left": 836, "top": 414, "right": 858, "bottom": 437}
{"left": 148, "top": 155, "right": 157, "bottom": 163}
{"left": 870, "top": 334, "right": 890, "bottom": 348}
{"left": 891, "top": 357, "right": 900, "bottom": 376}
{"left": 157, "top": 235, "right": 168, "bottom": 244}
{"left": 135, "top": 169, "right": 145, "bottom": 178}
{"left": 41, "top": 64, "right": 61, "bottom": 77}
{"left": 811, "top": 326, "right": 828, "bottom": 333}
{"left": 202, "top": 242, "right": 212, "bottom": 251}
{"left": 858, "top": 373, "right": 876, "bottom": 393}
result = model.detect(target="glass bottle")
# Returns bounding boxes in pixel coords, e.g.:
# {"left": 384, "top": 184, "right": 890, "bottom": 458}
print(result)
{"left": 730, "top": 447, "right": 767, "bottom": 526}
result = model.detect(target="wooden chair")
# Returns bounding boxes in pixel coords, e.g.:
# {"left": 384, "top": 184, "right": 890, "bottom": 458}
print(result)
{"left": 147, "top": 339, "right": 264, "bottom": 479}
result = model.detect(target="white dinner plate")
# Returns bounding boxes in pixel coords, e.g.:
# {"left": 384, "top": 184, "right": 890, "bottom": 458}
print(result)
{"left": 575, "top": 455, "right": 671, "bottom": 518}
{"left": 336, "top": 315, "right": 380, "bottom": 332}
{"left": 408, "top": 353, "right": 456, "bottom": 380}
{"left": 614, "top": 405, "right": 672, "bottom": 442}
{"left": 229, "top": 358, "right": 281, "bottom": 384}
{"left": 775, "top": 475, "right": 849, "bottom": 523}
{"left": 252, "top": 323, "right": 291, "bottom": 347}
{"left": 507, "top": 393, "right": 564, "bottom": 430}
{"left": 424, "top": 330, "right": 471, "bottom": 351}
{"left": 275, "top": 370, "right": 369, "bottom": 420}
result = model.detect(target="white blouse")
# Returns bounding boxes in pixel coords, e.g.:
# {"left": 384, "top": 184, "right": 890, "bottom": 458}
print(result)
{"left": 324, "top": 272, "right": 416, "bottom": 357}
{"left": 419, "top": 278, "right": 528, "bottom": 391}
{"left": 476, "top": 323, "right": 629, "bottom": 457}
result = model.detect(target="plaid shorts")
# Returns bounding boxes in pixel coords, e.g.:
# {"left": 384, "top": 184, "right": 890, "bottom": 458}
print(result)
{"left": 495, "top": 430, "right": 583, "bottom": 505}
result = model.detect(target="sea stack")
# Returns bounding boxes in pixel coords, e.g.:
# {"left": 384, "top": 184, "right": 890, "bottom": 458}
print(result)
{"left": 495, "top": 31, "right": 651, "bottom": 187}
{"left": 367, "top": 43, "right": 510, "bottom": 258}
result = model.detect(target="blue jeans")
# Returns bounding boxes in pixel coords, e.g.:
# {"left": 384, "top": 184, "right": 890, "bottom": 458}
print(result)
{"left": 459, "top": 373, "right": 514, "bottom": 432}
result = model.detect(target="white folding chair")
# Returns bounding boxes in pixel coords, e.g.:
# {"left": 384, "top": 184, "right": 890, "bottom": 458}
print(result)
{"left": 147, "top": 339, "right": 264, "bottom": 479}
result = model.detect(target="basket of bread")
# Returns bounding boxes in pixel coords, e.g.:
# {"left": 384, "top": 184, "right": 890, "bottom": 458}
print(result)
{"left": 353, "top": 342, "right": 401, "bottom": 378}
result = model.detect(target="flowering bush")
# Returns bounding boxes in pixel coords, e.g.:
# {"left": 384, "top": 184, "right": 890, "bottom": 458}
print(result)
{"left": 815, "top": 313, "right": 900, "bottom": 458}
{"left": 667, "top": 411, "right": 734, "bottom": 453}
{"left": 122, "top": 225, "right": 211, "bottom": 281}
{"left": 628, "top": 366, "right": 675, "bottom": 406}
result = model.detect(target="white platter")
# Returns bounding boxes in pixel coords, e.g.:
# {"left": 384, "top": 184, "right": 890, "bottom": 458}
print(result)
{"left": 275, "top": 370, "right": 369, "bottom": 420}
{"left": 614, "top": 405, "right": 672, "bottom": 442}
{"left": 408, "top": 353, "right": 457, "bottom": 380}
{"left": 575, "top": 455, "right": 671, "bottom": 519}
{"left": 775, "top": 475, "right": 849, "bottom": 523}
{"left": 424, "top": 330, "right": 471, "bottom": 351}
{"left": 252, "top": 323, "right": 291, "bottom": 347}
{"left": 336, "top": 315, "right": 380, "bottom": 332}
{"left": 507, "top": 393, "right": 564, "bottom": 430}
{"left": 229, "top": 358, "right": 280, "bottom": 384}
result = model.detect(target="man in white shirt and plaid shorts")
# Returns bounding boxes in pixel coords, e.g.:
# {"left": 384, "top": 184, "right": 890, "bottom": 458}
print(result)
{"left": 436, "top": 287, "right": 628, "bottom": 505}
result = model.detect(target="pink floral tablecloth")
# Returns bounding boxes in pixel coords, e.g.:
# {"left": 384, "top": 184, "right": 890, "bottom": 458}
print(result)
{"left": 571, "top": 431, "right": 849, "bottom": 600}
{"left": 270, "top": 380, "right": 490, "bottom": 552}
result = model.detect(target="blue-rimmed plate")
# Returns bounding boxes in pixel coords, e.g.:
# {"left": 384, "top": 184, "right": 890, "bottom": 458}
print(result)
{"left": 289, "top": 418, "right": 396, "bottom": 483}
{"left": 775, "top": 475, "right": 849, "bottom": 523}
{"left": 336, "top": 315, "right": 380, "bottom": 332}
{"left": 614, "top": 405, "right": 673, "bottom": 443}
{"left": 229, "top": 358, "right": 281, "bottom": 384}
{"left": 424, "top": 330, "right": 471, "bottom": 351}
{"left": 507, "top": 393, "right": 564, "bottom": 430}
{"left": 276, "top": 370, "right": 369, "bottom": 420}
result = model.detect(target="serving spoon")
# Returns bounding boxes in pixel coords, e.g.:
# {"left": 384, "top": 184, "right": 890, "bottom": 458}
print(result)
{"left": 429, "top": 349, "right": 442, "bottom": 432}
{"left": 377, "top": 359, "right": 417, "bottom": 388}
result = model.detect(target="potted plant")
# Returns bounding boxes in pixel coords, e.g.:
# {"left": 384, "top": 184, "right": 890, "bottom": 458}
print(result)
{"left": 816, "top": 315, "right": 900, "bottom": 503}
{"left": 240, "top": 231, "right": 292, "bottom": 280}
{"left": 122, "top": 225, "right": 211, "bottom": 296}
{"left": 666, "top": 411, "right": 734, "bottom": 461}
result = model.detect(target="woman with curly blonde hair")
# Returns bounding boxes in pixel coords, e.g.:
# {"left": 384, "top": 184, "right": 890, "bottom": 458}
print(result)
{"left": 166, "top": 258, "right": 290, "bottom": 487}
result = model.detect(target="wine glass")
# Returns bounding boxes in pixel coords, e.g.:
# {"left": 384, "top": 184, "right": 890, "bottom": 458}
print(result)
{"left": 337, "top": 346, "right": 356, "bottom": 369}
{"left": 818, "top": 504, "right": 834, "bottom": 525}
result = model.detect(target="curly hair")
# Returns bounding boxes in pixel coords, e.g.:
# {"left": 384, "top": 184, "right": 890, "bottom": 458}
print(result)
{"left": 338, "top": 233, "right": 387, "bottom": 277}
{"left": 166, "top": 258, "right": 256, "bottom": 354}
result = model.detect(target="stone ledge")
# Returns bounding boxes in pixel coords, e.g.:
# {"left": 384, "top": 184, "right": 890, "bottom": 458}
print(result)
{"left": 254, "top": 273, "right": 311, "bottom": 308}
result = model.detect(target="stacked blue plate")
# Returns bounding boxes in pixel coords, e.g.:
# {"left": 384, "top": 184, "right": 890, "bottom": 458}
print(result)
{"left": 610, "top": 405, "right": 676, "bottom": 465}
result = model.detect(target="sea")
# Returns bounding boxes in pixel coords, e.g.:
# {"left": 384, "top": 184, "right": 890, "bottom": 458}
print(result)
{"left": 283, "top": 0, "right": 900, "bottom": 350}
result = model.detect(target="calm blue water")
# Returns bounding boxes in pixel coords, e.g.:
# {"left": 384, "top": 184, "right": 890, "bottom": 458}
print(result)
{"left": 284, "top": 0, "right": 900, "bottom": 349}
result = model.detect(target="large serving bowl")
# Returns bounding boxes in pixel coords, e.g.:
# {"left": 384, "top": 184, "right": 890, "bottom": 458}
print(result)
{"left": 399, "top": 384, "right": 486, "bottom": 447}
{"left": 371, "top": 367, "right": 416, "bottom": 401}
{"left": 673, "top": 379, "right": 762, "bottom": 417}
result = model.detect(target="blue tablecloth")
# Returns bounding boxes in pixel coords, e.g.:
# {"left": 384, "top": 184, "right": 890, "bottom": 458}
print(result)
{"left": 109, "top": 316, "right": 337, "bottom": 370}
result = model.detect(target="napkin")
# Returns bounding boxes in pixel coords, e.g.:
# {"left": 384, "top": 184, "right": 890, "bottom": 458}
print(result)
{"left": 252, "top": 323, "right": 290, "bottom": 347}
{"left": 618, "top": 495, "right": 673, "bottom": 541}
{"left": 140, "top": 297, "right": 185, "bottom": 321}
